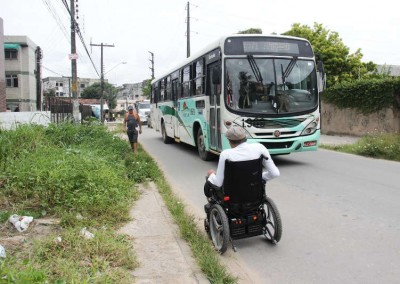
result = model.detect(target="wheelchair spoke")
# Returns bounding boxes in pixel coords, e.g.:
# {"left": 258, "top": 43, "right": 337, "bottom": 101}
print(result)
{"left": 209, "top": 205, "right": 230, "bottom": 254}
{"left": 262, "top": 197, "right": 282, "bottom": 243}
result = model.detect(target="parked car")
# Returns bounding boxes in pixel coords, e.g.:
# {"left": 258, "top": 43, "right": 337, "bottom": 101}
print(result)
{"left": 136, "top": 100, "right": 150, "bottom": 125}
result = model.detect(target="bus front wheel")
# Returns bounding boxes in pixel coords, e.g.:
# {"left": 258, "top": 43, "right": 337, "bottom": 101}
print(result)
{"left": 162, "top": 122, "right": 173, "bottom": 144}
{"left": 197, "top": 128, "right": 214, "bottom": 161}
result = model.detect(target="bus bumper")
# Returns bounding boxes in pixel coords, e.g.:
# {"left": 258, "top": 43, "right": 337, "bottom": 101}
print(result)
{"left": 250, "top": 130, "right": 320, "bottom": 155}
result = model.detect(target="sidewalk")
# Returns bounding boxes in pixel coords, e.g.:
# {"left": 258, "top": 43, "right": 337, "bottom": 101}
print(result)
{"left": 118, "top": 182, "right": 209, "bottom": 284}
{"left": 320, "top": 134, "right": 360, "bottom": 146}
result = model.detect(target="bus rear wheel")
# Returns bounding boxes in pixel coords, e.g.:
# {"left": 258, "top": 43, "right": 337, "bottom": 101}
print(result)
{"left": 197, "top": 128, "right": 214, "bottom": 161}
{"left": 162, "top": 122, "right": 173, "bottom": 144}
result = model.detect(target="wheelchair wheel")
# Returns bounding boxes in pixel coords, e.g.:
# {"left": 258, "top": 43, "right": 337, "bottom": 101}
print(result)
{"left": 262, "top": 197, "right": 282, "bottom": 243}
{"left": 209, "top": 204, "right": 230, "bottom": 254}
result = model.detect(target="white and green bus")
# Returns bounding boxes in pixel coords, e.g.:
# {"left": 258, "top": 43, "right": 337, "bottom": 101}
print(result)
{"left": 150, "top": 34, "right": 325, "bottom": 160}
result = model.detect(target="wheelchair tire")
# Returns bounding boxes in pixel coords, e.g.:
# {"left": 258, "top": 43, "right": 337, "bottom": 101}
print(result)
{"left": 209, "top": 204, "right": 230, "bottom": 254}
{"left": 262, "top": 197, "right": 282, "bottom": 243}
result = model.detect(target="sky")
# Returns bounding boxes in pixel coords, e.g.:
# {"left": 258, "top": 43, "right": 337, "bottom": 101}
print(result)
{"left": 1, "top": 0, "right": 399, "bottom": 86}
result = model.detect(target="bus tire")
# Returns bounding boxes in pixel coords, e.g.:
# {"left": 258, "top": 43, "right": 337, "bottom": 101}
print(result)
{"left": 197, "top": 128, "right": 214, "bottom": 161}
{"left": 162, "top": 121, "right": 173, "bottom": 144}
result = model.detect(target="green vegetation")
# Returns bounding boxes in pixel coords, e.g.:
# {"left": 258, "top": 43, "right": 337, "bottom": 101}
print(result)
{"left": 321, "top": 133, "right": 400, "bottom": 162}
{"left": 322, "top": 78, "right": 400, "bottom": 114}
{"left": 0, "top": 123, "right": 236, "bottom": 283}
{"left": 283, "top": 22, "right": 377, "bottom": 87}
{"left": 80, "top": 82, "right": 118, "bottom": 109}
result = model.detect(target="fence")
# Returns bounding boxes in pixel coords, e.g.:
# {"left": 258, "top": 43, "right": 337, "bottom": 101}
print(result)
{"left": 44, "top": 97, "right": 93, "bottom": 123}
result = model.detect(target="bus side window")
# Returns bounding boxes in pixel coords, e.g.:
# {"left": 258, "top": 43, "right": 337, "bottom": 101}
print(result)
{"left": 194, "top": 58, "right": 204, "bottom": 96}
{"left": 166, "top": 76, "right": 171, "bottom": 101}
{"left": 172, "top": 78, "right": 178, "bottom": 106}
{"left": 160, "top": 78, "right": 166, "bottom": 102}
{"left": 182, "top": 66, "right": 191, "bottom": 97}
{"left": 207, "top": 62, "right": 222, "bottom": 105}
{"left": 153, "top": 85, "right": 159, "bottom": 103}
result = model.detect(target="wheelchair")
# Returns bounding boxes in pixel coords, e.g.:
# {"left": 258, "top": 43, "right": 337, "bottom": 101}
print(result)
{"left": 204, "top": 155, "right": 282, "bottom": 254}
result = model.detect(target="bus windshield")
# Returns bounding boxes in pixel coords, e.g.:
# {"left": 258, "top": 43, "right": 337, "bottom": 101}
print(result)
{"left": 225, "top": 57, "right": 318, "bottom": 115}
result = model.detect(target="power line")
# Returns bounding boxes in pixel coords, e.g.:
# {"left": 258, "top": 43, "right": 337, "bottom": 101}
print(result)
{"left": 42, "top": 65, "right": 64, "bottom": 76}
{"left": 42, "top": 0, "right": 70, "bottom": 42}
{"left": 60, "top": 0, "right": 100, "bottom": 77}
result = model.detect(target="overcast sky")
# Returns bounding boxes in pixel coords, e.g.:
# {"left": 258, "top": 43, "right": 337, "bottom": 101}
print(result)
{"left": 2, "top": 0, "right": 399, "bottom": 86}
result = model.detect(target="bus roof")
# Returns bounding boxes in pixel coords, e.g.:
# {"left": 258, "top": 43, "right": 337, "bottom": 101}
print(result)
{"left": 152, "top": 34, "right": 311, "bottom": 83}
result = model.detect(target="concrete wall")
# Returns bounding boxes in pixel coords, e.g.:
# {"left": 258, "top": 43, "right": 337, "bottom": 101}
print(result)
{"left": 0, "top": 111, "right": 51, "bottom": 130}
{"left": 321, "top": 101, "right": 400, "bottom": 136}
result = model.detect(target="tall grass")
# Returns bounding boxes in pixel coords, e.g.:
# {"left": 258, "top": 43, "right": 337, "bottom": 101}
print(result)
{"left": 0, "top": 122, "right": 237, "bottom": 283}
{"left": 0, "top": 123, "right": 140, "bottom": 283}
{"left": 321, "top": 133, "right": 400, "bottom": 162}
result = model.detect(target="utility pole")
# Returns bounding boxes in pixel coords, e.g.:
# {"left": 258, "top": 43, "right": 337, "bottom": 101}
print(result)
{"left": 90, "top": 42, "right": 114, "bottom": 123}
{"left": 186, "top": 1, "right": 190, "bottom": 58}
{"left": 148, "top": 51, "right": 154, "bottom": 79}
{"left": 70, "top": 0, "right": 79, "bottom": 122}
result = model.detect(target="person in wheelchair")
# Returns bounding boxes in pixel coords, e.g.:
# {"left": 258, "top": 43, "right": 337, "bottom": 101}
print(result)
{"left": 204, "top": 125, "right": 280, "bottom": 207}
{"left": 203, "top": 126, "right": 281, "bottom": 253}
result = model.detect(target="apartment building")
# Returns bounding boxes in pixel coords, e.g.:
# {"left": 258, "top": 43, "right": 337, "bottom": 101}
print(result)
{"left": 4, "top": 35, "right": 41, "bottom": 112}
{"left": 114, "top": 82, "right": 147, "bottom": 112}
{"left": 0, "top": 18, "right": 5, "bottom": 112}
{"left": 42, "top": 76, "right": 103, "bottom": 97}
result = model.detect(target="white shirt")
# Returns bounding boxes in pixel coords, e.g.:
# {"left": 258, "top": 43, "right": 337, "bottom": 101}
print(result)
{"left": 208, "top": 142, "right": 280, "bottom": 187}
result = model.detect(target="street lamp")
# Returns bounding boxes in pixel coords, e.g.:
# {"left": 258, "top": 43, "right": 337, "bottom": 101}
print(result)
{"left": 105, "top": 61, "right": 127, "bottom": 75}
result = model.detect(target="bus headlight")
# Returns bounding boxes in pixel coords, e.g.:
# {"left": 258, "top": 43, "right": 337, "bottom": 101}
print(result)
{"left": 301, "top": 118, "right": 319, "bottom": 136}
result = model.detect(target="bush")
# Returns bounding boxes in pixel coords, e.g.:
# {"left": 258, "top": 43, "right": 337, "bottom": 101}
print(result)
{"left": 322, "top": 78, "right": 400, "bottom": 114}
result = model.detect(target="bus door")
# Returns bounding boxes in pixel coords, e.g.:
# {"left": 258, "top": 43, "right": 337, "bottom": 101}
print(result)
{"left": 172, "top": 77, "right": 180, "bottom": 139}
{"left": 171, "top": 71, "right": 180, "bottom": 139}
{"left": 207, "top": 62, "right": 222, "bottom": 152}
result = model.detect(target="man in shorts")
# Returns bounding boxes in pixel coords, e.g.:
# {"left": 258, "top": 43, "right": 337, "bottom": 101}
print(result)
{"left": 124, "top": 105, "right": 142, "bottom": 153}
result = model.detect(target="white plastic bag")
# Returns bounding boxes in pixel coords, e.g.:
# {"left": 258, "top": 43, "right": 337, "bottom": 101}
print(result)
{"left": 80, "top": 227, "right": 94, "bottom": 239}
{"left": 8, "top": 214, "right": 34, "bottom": 232}
{"left": 0, "top": 244, "right": 6, "bottom": 259}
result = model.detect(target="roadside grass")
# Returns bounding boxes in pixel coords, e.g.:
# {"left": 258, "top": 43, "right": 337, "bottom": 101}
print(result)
{"left": 0, "top": 123, "right": 140, "bottom": 283}
{"left": 0, "top": 122, "right": 237, "bottom": 283}
{"left": 154, "top": 178, "right": 238, "bottom": 284}
{"left": 320, "top": 133, "right": 400, "bottom": 162}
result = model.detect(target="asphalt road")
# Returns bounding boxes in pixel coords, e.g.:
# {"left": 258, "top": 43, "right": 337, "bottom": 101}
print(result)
{"left": 139, "top": 127, "right": 400, "bottom": 284}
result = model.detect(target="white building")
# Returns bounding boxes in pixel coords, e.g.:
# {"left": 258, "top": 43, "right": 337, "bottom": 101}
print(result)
{"left": 114, "top": 82, "right": 148, "bottom": 112}
{"left": 42, "top": 76, "right": 103, "bottom": 97}
{"left": 4, "top": 35, "right": 41, "bottom": 111}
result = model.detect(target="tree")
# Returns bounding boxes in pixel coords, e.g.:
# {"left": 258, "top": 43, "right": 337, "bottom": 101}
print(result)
{"left": 43, "top": 88, "right": 56, "bottom": 97}
{"left": 142, "top": 79, "right": 152, "bottom": 98}
{"left": 81, "top": 82, "right": 118, "bottom": 109}
{"left": 282, "top": 23, "right": 376, "bottom": 86}
{"left": 238, "top": 28, "right": 262, "bottom": 34}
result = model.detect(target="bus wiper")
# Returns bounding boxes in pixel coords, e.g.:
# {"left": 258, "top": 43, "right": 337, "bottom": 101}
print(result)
{"left": 281, "top": 56, "right": 298, "bottom": 85}
{"left": 247, "top": 55, "right": 263, "bottom": 84}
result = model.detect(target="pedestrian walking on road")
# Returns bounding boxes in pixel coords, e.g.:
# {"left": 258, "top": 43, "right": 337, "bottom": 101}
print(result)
{"left": 123, "top": 105, "right": 142, "bottom": 153}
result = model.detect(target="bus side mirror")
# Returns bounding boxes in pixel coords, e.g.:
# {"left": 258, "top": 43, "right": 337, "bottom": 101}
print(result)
{"left": 316, "top": 60, "right": 326, "bottom": 91}
{"left": 212, "top": 66, "right": 221, "bottom": 84}
{"left": 317, "top": 60, "right": 325, "bottom": 74}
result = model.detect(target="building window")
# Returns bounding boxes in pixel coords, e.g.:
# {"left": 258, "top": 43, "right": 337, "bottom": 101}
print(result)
{"left": 6, "top": 75, "right": 18, "bottom": 87}
{"left": 5, "top": 49, "right": 18, "bottom": 59}
{"left": 80, "top": 84, "right": 85, "bottom": 88}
